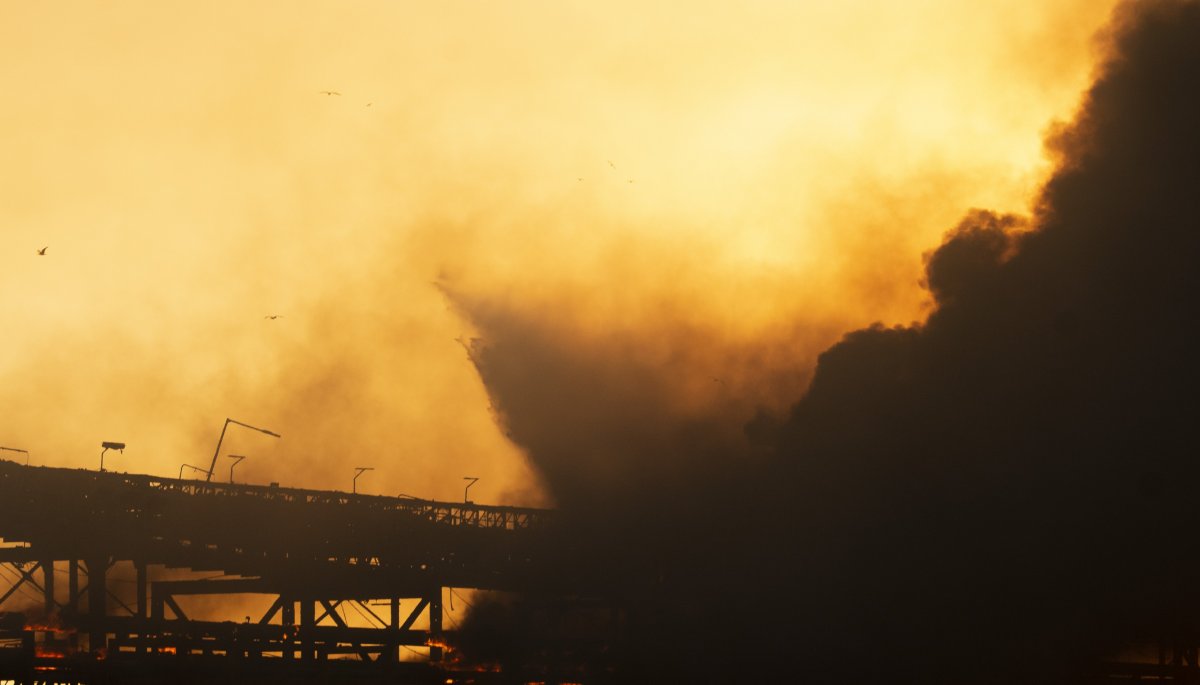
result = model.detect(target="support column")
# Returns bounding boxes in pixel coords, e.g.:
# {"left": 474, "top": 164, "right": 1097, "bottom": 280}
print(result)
{"left": 384, "top": 597, "right": 400, "bottom": 663}
{"left": 67, "top": 560, "right": 79, "bottom": 612}
{"left": 428, "top": 589, "right": 443, "bottom": 662}
{"left": 135, "top": 560, "right": 147, "bottom": 654}
{"left": 135, "top": 561, "right": 147, "bottom": 618}
{"left": 281, "top": 598, "right": 296, "bottom": 660}
{"left": 150, "top": 583, "right": 165, "bottom": 621}
{"left": 41, "top": 560, "right": 55, "bottom": 616}
{"left": 87, "top": 557, "right": 107, "bottom": 653}
{"left": 300, "top": 597, "right": 315, "bottom": 661}
{"left": 68, "top": 560, "right": 80, "bottom": 651}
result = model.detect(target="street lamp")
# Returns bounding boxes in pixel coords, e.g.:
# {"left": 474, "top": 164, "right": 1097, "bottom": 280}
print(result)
{"left": 99, "top": 441, "right": 125, "bottom": 472}
{"left": 227, "top": 455, "right": 247, "bottom": 483}
{"left": 205, "top": 418, "right": 280, "bottom": 482}
{"left": 463, "top": 477, "right": 479, "bottom": 504}
{"left": 353, "top": 467, "right": 374, "bottom": 494}
{"left": 0, "top": 446, "right": 29, "bottom": 465}
{"left": 179, "top": 463, "right": 207, "bottom": 480}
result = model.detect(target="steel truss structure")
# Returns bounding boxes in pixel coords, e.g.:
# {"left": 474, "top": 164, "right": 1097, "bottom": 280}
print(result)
{"left": 0, "top": 458, "right": 583, "bottom": 684}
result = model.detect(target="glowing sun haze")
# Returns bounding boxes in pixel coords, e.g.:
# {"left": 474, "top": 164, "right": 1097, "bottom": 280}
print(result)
{"left": 0, "top": 0, "right": 1117, "bottom": 503}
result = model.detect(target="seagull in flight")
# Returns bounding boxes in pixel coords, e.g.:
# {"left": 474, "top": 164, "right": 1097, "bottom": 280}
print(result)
{"left": 319, "top": 90, "right": 341, "bottom": 96}
{"left": 264, "top": 315, "right": 284, "bottom": 320}
{"left": 36, "top": 246, "right": 47, "bottom": 256}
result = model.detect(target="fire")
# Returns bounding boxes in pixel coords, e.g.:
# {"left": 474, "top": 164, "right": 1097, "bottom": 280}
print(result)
{"left": 24, "top": 620, "right": 76, "bottom": 635}
{"left": 429, "top": 637, "right": 507, "bottom": 676}
{"left": 34, "top": 646, "right": 66, "bottom": 659}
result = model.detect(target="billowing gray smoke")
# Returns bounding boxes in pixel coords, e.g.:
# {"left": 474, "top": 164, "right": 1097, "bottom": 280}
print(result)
{"left": 458, "top": 1, "right": 1200, "bottom": 681}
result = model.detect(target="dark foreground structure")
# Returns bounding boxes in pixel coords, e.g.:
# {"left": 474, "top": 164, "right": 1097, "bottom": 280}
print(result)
{"left": 0, "top": 459, "right": 616, "bottom": 684}
{"left": 4, "top": 458, "right": 1200, "bottom": 684}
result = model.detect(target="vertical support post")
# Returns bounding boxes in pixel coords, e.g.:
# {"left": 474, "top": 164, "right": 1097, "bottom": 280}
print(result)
{"left": 87, "top": 557, "right": 107, "bottom": 653}
{"left": 300, "top": 598, "right": 315, "bottom": 661}
{"left": 282, "top": 598, "right": 296, "bottom": 660}
{"left": 151, "top": 583, "right": 165, "bottom": 621}
{"left": 135, "top": 560, "right": 148, "bottom": 654}
{"left": 68, "top": 560, "right": 80, "bottom": 651}
{"left": 41, "top": 560, "right": 55, "bottom": 616}
{"left": 428, "top": 589, "right": 443, "bottom": 662}
{"left": 386, "top": 597, "right": 400, "bottom": 663}
{"left": 68, "top": 560, "right": 79, "bottom": 612}
{"left": 135, "top": 561, "right": 147, "bottom": 618}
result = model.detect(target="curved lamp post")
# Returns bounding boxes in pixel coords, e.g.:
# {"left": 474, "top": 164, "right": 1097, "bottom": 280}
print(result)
{"left": 227, "top": 455, "right": 247, "bottom": 483}
{"left": 100, "top": 441, "right": 125, "bottom": 472}
{"left": 353, "top": 467, "right": 374, "bottom": 494}
{"left": 205, "top": 418, "right": 279, "bottom": 482}
{"left": 179, "top": 463, "right": 207, "bottom": 480}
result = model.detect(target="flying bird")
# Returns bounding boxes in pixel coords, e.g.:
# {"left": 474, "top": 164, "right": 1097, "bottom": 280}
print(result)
{"left": 264, "top": 315, "right": 283, "bottom": 320}
{"left": 608, "top": 160, "right": 616, "bottom": 169}
{"left": 36, "top": 246, "right": 47, "bottom": 255}
{"left": 319, "top": 90, "right": 341, "bottom": 96}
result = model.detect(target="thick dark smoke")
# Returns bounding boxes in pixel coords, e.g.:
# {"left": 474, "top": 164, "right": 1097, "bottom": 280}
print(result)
{"left": 454, "top": 299, "right": 783, "bottom": 512}
{"left": 459, "top": 1, "right": 1200, "bottom": 681}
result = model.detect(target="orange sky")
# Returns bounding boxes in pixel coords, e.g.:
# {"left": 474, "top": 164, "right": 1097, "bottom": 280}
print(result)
{"left": 0, "top": 0, "right": 1117, "bottom": 504}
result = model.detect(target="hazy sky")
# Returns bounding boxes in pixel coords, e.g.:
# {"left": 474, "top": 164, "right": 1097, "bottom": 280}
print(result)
{"left": 0, "top": 0, "right": 1117, "bottom": 503}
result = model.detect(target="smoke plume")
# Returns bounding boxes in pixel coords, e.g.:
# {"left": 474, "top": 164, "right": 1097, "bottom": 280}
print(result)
{"left": 1, "top": 0, "right": 1109, "bottom": 505}
{"left": 457, "top": 0, "right": 1200, "bottom": 681}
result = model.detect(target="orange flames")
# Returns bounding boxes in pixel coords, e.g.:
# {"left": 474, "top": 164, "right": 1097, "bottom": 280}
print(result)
{"left": 25, "top": 623, "right": 76, "bottom": 636}
{"left": 23, "top": 615, "right": 75, "bottom": 633}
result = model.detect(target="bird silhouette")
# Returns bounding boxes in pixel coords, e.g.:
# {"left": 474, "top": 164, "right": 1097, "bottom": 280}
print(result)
{"left": 36, "top": 246, "right": 47, "bottom": 255}
{"left": 264, "top": 315, "right": 283, "bottom": 320}
{"left": 608, "top": 160, "right": 616, "bottom": 169}
{"left": 319, "top": 90, "right": 341, "bottom": 96}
